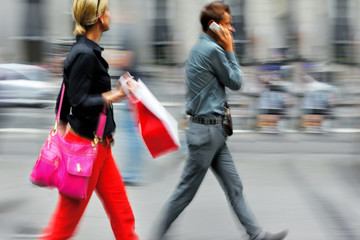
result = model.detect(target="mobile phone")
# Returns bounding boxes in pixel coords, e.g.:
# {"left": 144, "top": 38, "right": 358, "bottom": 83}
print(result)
{"left": 209, "top": 22, "right": 222, "bottom": 35}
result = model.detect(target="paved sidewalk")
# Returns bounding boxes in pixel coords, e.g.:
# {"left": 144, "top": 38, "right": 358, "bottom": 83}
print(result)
{"left": 1, "top": 130, "right": 359, "bottom": 240}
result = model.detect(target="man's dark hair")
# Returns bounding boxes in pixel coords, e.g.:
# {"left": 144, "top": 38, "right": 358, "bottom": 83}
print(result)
{"left": 200, "top": 1, "right": 231, "bottom": 31}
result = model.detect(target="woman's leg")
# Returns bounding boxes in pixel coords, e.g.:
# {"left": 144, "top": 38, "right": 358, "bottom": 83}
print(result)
{"left": 39, "top": 132, "right": 104, "bottom": 240}
{"left": 95, "top": 147, "right": 139, "bottom": 240}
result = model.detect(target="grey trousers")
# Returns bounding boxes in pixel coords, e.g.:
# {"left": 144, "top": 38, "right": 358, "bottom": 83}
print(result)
{"left": 154, "top": 121, "right": 264, "bottom": 240}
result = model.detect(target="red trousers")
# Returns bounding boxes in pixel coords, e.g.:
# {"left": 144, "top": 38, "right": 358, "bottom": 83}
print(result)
{"left": 40, "top": 131, "right": 139, "bottom": 240}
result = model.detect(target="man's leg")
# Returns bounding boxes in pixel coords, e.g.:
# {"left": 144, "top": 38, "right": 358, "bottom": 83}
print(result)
{"left": 152, "top": 123, "right": 220, "bottom": 238}
{"left": 211, "top": 144, "right": 264, "bottom": 240}
{"left": 154, "top": 155, "right": 209, "bottom": 238}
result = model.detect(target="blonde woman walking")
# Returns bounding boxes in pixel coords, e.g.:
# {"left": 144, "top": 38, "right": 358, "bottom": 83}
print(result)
{"left": 39, "top": 0, "right": 139, "bottom": 239}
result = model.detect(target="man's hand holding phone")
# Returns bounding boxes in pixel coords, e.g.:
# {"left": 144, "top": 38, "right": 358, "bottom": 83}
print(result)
{"left": 209, "top": 21, "right": 234, "bottom": 53}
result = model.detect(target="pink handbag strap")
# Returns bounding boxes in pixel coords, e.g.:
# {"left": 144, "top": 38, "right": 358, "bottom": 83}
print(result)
{"left": 95, "top": 105, "right": 107, "bottom": 139}
{"left": 56, "top": 83, "right": 106, "bottom": 139}
{"left": 56, "top": 84, "right": 66, "bottom": 123}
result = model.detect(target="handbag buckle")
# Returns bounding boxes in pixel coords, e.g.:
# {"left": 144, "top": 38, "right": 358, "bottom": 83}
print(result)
{"left": 93, "top": 133, "right": 102, "bottom": 150}
{"left": 91, "top": 139, "right": 97, "bottom": 150}
{"left": 76, "top": 163, "right": 82, "bottom": 173}
{"left": 51, "top": 121, "right": 58, "bottom": 136}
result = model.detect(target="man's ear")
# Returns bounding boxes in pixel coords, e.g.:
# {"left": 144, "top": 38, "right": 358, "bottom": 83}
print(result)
{"left": 208, "top": 20, "right": 215, "bottom": 28}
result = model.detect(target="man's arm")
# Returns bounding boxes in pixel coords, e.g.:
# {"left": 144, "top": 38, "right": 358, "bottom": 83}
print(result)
{"left": 210, "top": 26, "right": 242, "bottom": 90}
{"left": 210, "top": 48, "right": 242, "bottom": 90}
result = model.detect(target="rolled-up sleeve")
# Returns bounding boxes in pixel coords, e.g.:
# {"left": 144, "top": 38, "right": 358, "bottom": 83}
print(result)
{"left": 210, "top": 47, "right": 242, "bottom": 90}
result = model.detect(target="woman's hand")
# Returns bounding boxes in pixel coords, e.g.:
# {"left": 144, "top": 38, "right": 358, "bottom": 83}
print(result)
{"left": 102, "top": 78, "right": 138, "bottom": 106}
{"left": 102, "top": 88, "right": 126, "bottom": 106}
{"left": 57, "top": 120, "right": 68, "bottom": 136}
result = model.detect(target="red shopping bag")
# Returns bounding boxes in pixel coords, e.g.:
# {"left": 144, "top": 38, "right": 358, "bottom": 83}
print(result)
{"left": 132, "top": 100, "right": 180, "bottom": 158}
{"left": 121, "top": 74, "right": 181, "bottom": 158}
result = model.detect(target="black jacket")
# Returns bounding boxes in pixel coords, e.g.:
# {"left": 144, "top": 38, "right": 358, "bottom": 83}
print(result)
{"left": 56, "top": 35, "right": 115, "bottom": 139}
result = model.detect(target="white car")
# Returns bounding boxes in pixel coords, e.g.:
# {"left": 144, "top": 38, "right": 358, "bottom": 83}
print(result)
{"left": 0, "top": 63, "right": 58, "bottom": 107}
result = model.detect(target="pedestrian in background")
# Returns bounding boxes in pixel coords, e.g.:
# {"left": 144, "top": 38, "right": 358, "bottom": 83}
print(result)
{"left": 39, "top": 0, "right": 139, "bottom": 239}
{"left": 151, "top": 2, "right": 288, "bottom": 240}
{"left": 112, "top": 13, "right": 148, "bottom": 185}
{"left": 257, "top": 81, "right": 288, "bottom": 133}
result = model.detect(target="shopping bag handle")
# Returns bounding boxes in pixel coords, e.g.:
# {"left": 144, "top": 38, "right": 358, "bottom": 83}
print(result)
{"left": 119, "top": 72, "right": 132, "bottom": 97}
{"left": 119, "top": 72, "right": 140, "bottom": 103}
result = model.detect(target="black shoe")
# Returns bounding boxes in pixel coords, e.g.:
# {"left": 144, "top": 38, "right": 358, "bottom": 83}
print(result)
{"left": 262, "top": 230, "right": 288, "bottom": 240}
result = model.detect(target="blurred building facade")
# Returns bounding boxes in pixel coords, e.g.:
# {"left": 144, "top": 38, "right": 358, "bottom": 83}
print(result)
{"left": 1, "top": 0, "right": 360, "bottom": 67}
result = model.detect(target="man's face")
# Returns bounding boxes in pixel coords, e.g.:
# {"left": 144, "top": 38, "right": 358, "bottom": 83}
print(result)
{"left": 219, "top": 12, "right": 235, "bottom": 32}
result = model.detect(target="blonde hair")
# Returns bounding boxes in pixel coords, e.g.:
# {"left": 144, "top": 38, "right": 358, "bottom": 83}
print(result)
{"left": 72, "top": 0, "right": 108, "bottom": 36}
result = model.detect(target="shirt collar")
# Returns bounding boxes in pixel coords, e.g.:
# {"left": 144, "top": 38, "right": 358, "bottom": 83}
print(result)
{"left": 76, "top": 35, "right": 104, "bottom": 52}
{"left": 200, "top": 32, "right": 217, "bottom": 43}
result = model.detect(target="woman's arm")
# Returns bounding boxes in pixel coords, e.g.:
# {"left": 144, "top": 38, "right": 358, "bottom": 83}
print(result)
{"left": 57, "top": 120, "right": 68, "bottom": 136}
{"left": 102, "top": 79, "right": 137, "bottom": 106}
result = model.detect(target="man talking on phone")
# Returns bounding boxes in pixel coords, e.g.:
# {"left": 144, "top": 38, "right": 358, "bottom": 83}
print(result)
{"left": 151, "top": 2, "right": 288, "bottom": 240}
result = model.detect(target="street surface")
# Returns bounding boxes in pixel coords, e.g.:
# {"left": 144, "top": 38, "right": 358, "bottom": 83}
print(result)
{"left": 1, "top": 105, "right": 360, "bottom": 240}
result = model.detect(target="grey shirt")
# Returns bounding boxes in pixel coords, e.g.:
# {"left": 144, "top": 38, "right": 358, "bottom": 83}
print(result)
{"left": 186, "top": 33, "right": 242, "bottom": 117}
{"left": 258, "top": 91, "right": 285, "bottom": 110}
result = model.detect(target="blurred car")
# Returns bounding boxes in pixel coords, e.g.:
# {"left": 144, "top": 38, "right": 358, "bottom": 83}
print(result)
{"left": 0, "top": 63, "right": 58, "bottom": 107}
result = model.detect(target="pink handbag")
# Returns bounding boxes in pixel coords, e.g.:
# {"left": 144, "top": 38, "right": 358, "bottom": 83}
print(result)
{"left": 30, "top": 84, "right": 106, "bottom": 200}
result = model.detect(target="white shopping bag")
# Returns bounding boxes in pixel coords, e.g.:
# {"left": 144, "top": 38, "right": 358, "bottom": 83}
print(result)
{"left": 120, "top": 73, "right": 181, "bottom": 158}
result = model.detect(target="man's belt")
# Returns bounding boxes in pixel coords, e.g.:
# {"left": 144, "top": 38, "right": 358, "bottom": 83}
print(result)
{"left": 191, "top": 116, "right": 222, "bottom": 125}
